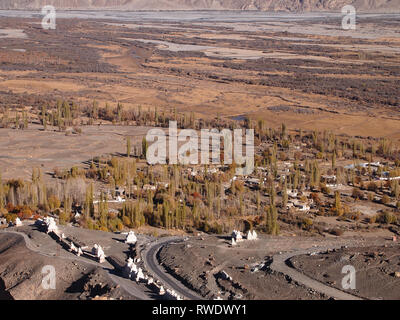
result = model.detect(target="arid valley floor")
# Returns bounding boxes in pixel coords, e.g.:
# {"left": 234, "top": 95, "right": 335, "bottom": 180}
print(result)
{"left": 1, "top": 12, "right": 400, "bottom": 139}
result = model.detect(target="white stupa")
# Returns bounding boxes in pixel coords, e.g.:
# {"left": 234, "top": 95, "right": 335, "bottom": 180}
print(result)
{"left": 123, "top": 258, "right": 139, "bottom": 279}
{"left": 135, "top": 268, "right": 144, "bottom": 282}
{"left": 247, "top": 230, "right": 258, "bottom": 240}
{"left": 14, "top": 217, "right": 22, "bottom": 227}
{"left": 125, "top": 231, "right": 137, "bottom": 245}
{"left": 70, "top": 242, "right": 78, "bottom": 253}
{"left": 166, "top": 289, "right": 182, "bottom": 300}
{"left": 44, "top": 217, "right": 58, "bottom": 234}
{"left": 159, "top": 286, "right": 165, "bottom": 295}
{"left": 231, "top": 230, "right": 242, "bottom": 241}
{"left": 92, "top": 244, "right": 106, "bottom": 263}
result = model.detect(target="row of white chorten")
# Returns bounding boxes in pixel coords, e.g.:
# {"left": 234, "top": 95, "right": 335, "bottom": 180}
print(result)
{"left": 123, "top": 257, "right": 182, "bottom": 299}
{"left": 231, "top": 229, "right": 258, "bottom": 246}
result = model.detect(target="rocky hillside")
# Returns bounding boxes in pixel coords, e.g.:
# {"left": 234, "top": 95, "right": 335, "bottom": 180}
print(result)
{"left": 0, "top": 0, "right": 398, "bottom": 12}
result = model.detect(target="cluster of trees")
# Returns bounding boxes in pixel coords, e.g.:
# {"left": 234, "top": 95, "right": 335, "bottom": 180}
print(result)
{"left": 0, "top": 107, "right": 29, "bottom": 129}
{"left": 41, "top": 101, "right": 80, "bottom": 131}
{"left": 1, "top": 98, "right": 400, "bottom": 235}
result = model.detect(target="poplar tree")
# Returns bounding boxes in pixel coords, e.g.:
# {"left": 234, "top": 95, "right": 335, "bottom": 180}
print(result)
{"left": 265, "top": 204, "right": 279, "bottom": 235}
{"left": 332, "top": 151, "right": 336, "bottom": 169}
{"left": 42, "top": 105, "right": 47, "bottom": 130}
{"left": 282, "top": 179, "right": 288, "bottom": 209}
{"left": 142, "top": 137, "right": 148, "bottom": 159}
{"left": 85, "top": 183, "right": 95, "bottom": 218}
{"left": 334, "top": 191, "right": 342, "bottom": 216}
{"left": 126, "top": 137, "right": 131, "bottom": 158}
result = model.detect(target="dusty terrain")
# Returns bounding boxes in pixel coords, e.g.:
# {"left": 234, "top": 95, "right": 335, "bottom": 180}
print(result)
{"left": 0, "top": 223, "right": 158, "bottom": 300}
{"left": 0, "top": 124, "right": 152, "bottom": 180}
{"left": 0, "top": 13, "right": 399, "bottom": 140}
{"left": 158, "top": 232, "right": 393, "bottom": 299}
{"left": 290, "top": 243, "right": 400, "bottom": 299}
{"left": 0, "top": 232, "right": 129, "bottom": 300}
{"left": 1, "top": 0, "right": 398, "bottom": 12}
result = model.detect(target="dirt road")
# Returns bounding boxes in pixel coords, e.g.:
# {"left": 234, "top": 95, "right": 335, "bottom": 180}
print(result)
{"left": 270, "top": 246, "right": 363, "bottom": 300}
{"left": 142, "top": 237, "right": 204, "bottom": 300}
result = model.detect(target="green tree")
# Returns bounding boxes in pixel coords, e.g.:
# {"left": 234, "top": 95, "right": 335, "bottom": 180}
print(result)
{"left": 282, "top": 179, "right": 288, "bottom": 209}
{"left": 142, "top": 137, "right": 148, "bottom": 159}
{"left": 126, "top": 137, "right": 131, "bottom": 158}
{"left": 334, "top": 191, "right": 343, "bottom": 216}
{"left": 265, "top": 204, "right": 279, "bottom": 235}
{"left": 332, "top": 151, "right": 336, "bottom": 169}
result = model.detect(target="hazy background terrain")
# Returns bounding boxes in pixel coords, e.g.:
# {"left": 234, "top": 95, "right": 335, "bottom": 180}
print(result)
{"left": 0, "top": 0, "right": 399, "bottom": 12}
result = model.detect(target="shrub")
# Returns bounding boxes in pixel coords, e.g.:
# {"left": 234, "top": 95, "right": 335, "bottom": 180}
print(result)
{"left": 367, "top": 182, "right": 377, "bottom": 192}
{"left": 376, "top": 211, "right": 397, "bottom": 224}
{"left": 329, "top": 228, "right": 344, "bottom": 236}
{"left": 381, "top": 195, "right": 391, "bottom": 205}
{"left": 4, "top": 213, "right": 17, "bottom": 223}
{"left": 59, "top": 211, "right": 70, "bottom": 225}
{"left": 344, "top": 211, "right": 361, "bottom": 221}
{"left": 48, "top": 195, "right": 61, "bottom": 211}
{"left": 122, "top": 215, "right": 131, "bottom": 227}
{"left": 320, "top": 184, "right": 331, "bottom": 194}
{"left": 352, "top": 188, "right": 363, "bottom": 199}
{"left": 368, "top": 215, "right": 377, "bottom": 224}
{"left": 301, "top": 218, "right": 313, "bottom": 231}
{"left": 311, "top": 192, "right": 321, "bottom": 205}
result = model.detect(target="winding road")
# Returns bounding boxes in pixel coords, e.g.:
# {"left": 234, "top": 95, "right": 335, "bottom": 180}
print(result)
{"left": 142, "top": 237, "right": 204, "bottom": 300}
{"left": 143, "top": 237, "right": 365, "bottom": 300}
{"left": 1, "top": 228, "right": 366, "bottom": 300}
{"left": 270, "top": 246, "right": 363, "bottom": 300}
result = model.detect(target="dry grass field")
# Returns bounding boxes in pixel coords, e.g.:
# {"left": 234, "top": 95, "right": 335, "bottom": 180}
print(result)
{"left": 0, "top": 124, "right": 152, "bottom": 179}
{"left": 0, "top": 13, "right": 399, "bottom": 140}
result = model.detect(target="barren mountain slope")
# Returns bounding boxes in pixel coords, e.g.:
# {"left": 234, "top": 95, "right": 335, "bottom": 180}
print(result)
{"left": 0, "top": 232, "right": 128, "bottom": 300}
{"left": 0, "top": 0, "right": 398, "bottom": 12}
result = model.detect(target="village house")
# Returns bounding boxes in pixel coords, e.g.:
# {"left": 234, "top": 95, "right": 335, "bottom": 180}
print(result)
{"left": 115, "top": 195, "right": 125, "bottom": 203}
{"left": 115, "top": 186, "right": 125, "bottom": 197}
{"left": 156, "top": 182, "right": 169, "bottom": 188}
{"left": 143, "top": 184, "right": 157, "bottom": 191}
{"left": 245, "top": 178, "right": 261, "bottom": 189}
{"left": 286, "top": 202, "right": 294, "bottom": 210}
{"left": 288, "top": 199, "right": 311, "bottom": 213}
{"left": 287, "top": 189, "right": 298, "bottom": 198}
{"left": 379, "top": 172, "right": 400, "bottom": 181}
{"left": 297, "top": 203, "right": 311, "bottom": 213}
